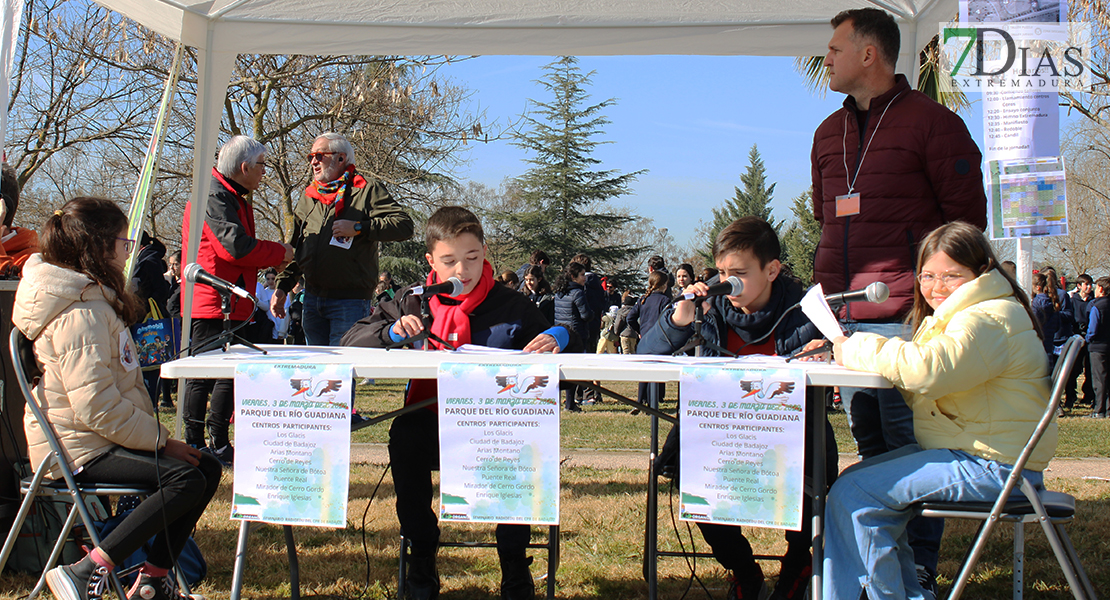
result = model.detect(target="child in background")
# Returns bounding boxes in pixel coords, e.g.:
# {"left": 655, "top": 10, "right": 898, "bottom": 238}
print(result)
{"left": 1085, "top": 277, "right": 1110, "bottom": 419}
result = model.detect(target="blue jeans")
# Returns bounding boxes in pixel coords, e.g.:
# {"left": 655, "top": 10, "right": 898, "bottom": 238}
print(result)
{"left": 840, "top": 321, "right": 943, "bottom": 574}
{"left": 302, "top": 292, "right": 372, "bottom": 346}
{"left": 823, "top": 444, "right": 1042, "bottom": 600}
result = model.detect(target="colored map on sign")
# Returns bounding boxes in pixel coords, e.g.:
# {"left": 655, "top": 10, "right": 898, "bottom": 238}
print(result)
{"left": 988, "top": 156, "right": 1068, "bottom": 238}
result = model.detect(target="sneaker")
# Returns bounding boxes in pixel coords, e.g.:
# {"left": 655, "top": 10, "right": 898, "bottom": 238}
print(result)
{"left": 46, "top": 556, "right": 110, "bottom": 600}
{"left": 915, "top": 564, "right": 938, "bottom": 600}
{"left": 201, "top": 444, "right": 234, "bottom": 467}
{"left": 726, "top": 563, "right": 766, "bottom": 600}
{"left": 350, "top": 412, "right": 369, "bottom": 429}
{"left": 499, "top": 555, "right": 535, "bottom": 600}
{"left": 128, "top": 573, "right": 206, "bottom": 600}
{"left": 768, "top": 561, "right": 811, "bottom": 600}
{"left": 405, "top": 552, "right": 440, "bottom": 600}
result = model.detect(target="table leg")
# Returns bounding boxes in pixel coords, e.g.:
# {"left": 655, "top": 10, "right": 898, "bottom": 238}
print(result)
{"left": 644, "top": 383, "right": 661, "bottom": 600}
{"left": 284, "top": 525, "right": 300, "bottom": 600}
{"left": 230, "top": 520, "right": 251, "bottom": 600}
{"left": 812, "top": 387, "right": 827, "bottom": 600}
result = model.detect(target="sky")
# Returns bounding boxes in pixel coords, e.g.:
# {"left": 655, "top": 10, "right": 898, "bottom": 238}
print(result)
{"left": 433, "top": 54, "right": 1076, "bottom": 251}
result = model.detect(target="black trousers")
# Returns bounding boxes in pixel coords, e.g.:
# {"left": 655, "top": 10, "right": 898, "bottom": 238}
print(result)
{"left": 665, "top": 389, "right": 838, "bottom": 572}
{"left": 76, "top": 447, "right": 222, "bottom": 567}
{"left": 389, "top": 409, "right": 529, "bottom": 558}
{"left": 1064, "top": 345, "right": 1094, "bottom": 408}
{"left": 182, "top": 318, "right": 242, "bottom": 448}
{"left": 1090, "top": 351, "right": 1109, "bottom": 416}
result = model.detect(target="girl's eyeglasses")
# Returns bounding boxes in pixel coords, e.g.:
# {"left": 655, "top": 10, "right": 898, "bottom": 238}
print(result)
{"left": 117, "top": 237, "right": 136, "bottom": 253}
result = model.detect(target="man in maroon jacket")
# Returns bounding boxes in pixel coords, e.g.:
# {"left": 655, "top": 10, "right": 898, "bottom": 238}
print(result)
{"left": 810, "top": 8, "right": 987, "bottom": 597}
{"left": 181, "top": 135, "right": 293, "bottom": 464}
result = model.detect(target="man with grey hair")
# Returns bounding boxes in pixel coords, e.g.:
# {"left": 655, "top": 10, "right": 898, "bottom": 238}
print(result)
{"left": 272, "top": 131, "right": 413, "bottom": 346}
{"left": 181, "top": 134, "right": 293, "bottom": 464}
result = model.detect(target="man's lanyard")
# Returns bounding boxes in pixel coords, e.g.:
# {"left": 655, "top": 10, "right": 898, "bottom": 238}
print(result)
{"left": 841, "top": 91, "right": 903, "bottom": 195}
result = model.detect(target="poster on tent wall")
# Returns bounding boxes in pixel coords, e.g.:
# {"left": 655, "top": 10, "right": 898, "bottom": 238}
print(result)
{"left": 948, "top": 0, "right": 1077, "bottom": 239}
{"left": 437, "top": 362, "right": 560, "bottom": 525}
{"left": 678, "top": 365, "right": 806, "bottom": 530}
{"left": 231, "top": 362, "right": 352, "bottom": 528}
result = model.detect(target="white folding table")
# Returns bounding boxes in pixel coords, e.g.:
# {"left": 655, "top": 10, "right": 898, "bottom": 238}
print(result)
{"left": 163, "top": 344, "right": 890, "bottom": 600}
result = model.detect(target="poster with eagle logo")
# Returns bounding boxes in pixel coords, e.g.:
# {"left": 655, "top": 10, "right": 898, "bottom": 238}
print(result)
{"left": 231, "top": 362, "right": 353, "bottom": 527}
{"left": 678, "top": 366, "right": 805, "bottom": 530}
{"left": 437, "top": 362, "right": 560, "bottom": 525}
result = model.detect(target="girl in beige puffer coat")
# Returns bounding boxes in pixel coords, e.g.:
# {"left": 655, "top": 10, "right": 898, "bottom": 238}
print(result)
{"left": 15, "top": 197, "right": 221, "bottom": 600}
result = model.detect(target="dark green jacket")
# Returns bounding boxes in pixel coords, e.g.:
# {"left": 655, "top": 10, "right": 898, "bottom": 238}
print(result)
{"left": 276, "top": 175, "right": 413, "bottom": 299}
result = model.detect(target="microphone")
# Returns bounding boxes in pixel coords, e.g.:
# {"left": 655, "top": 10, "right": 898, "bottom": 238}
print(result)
{"left": 183, "top": 263, "right": 254, "bottom": 300}
{"left": 825, "top": 282, "right": 890, "bottom": 307}
{"left": 677, "top": 276, "right": 744, "bottom": 302}
{"left": 413, "top": 277, "right": 464, "bottom": 298}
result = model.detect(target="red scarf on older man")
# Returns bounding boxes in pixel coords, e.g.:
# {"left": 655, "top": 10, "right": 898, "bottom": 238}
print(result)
{"left": 405, "top": 260, "right": 495, "bottom": 407}
{"left": 306, "top": 164, "right": 366, "bottom": 215}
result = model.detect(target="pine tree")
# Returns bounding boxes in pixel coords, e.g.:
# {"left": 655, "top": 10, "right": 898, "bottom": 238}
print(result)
{"left": 702, "top": 144, "right": 779, "bottom": 261}
{"left": 499, "top": 56, "right": 646, "bottom": 279}
{"left": 781, "top": 189, "right": 821, "bottom": 284}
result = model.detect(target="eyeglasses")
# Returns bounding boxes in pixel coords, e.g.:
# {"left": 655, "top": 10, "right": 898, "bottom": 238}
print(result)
{"left": 116, "top": 237, "right": 136, "bottom": 253}
{"left": 917, "top": 272, "right": 969, "bottom": 287}
{"left": 306, "top": 151, "right": 339, "bottom": 162}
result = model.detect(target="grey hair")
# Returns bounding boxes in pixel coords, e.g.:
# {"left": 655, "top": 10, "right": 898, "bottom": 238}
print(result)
{"left": 315, "top": 132, "right": 354, "bottom": 164}
{"left": 216, "top": 135, "right": 266, "bottom": 178}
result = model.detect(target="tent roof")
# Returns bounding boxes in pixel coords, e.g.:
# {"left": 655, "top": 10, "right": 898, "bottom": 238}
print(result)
{"left": 96, "top": 0, "right": 956, "bottom": 57}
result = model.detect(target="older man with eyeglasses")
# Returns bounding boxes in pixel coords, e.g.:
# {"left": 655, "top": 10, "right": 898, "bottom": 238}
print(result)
{"left": 271, "top": 132, "right": 414, "bottom": 347}
{"left": 181, "top": 135, "right": 294, "bottom": 465}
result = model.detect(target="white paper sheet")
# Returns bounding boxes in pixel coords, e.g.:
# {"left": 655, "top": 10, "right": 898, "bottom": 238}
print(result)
{"left": 800, "top": 284, "right": 844, "bottom": 341}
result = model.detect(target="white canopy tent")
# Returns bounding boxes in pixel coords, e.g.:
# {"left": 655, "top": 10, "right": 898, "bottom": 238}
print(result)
{"left": 90, "top": 0, "right": 957, "bottom": 325}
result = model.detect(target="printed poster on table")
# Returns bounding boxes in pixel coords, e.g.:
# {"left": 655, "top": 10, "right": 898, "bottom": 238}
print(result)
{"left": 679, "top": 366, "right": 806, "bottom": 530}
{"left": 437, "top": 362, "right": 560, "bottom": 525}
{"left": 231, "top": 363, "right": 352, "bottom": 527}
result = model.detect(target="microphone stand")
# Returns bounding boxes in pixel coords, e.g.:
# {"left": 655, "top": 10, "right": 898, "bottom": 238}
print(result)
{"left": 385, "top": 294, "right": 457, "bottom": 351}
{"left": 188, "top": 289, "right": 268, "bottom": 356}
{"left": 673, "top": 299, "right": 734, "bottom": 358}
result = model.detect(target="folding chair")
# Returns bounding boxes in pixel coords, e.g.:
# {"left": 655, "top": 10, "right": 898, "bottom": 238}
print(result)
{"left": 919, "top": 334, "right": 1098, "bottom": 600}
{"left": 0, "top": 329, "right": 159, "bottom": 599}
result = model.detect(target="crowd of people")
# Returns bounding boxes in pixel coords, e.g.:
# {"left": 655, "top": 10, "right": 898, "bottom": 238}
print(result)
{"left": 0, "top": 6, "right": 1092, "bottom": 600}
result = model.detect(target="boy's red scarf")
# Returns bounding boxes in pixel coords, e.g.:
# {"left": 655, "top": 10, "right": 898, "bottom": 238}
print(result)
{"left": 306, "top": 164, "right": 366, "bottom": 215}
{"left": 405, "top": 261, "right": 496, "bottom": 407}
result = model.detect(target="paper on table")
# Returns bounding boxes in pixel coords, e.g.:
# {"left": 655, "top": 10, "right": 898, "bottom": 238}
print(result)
{"left": 800, "top": 283, "right": 845, "bottom": 341}
{"left": 455, "top": 344, "right": 523, "bottom": 354}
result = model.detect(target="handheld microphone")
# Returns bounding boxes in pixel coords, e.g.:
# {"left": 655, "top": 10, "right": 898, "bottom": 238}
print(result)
{"left": 825, "top": 282, "right": 889, "bottom": 307}
{"left": 677, "top": 276, "right": 744, "bottom": 302}
{"left": 413, "top": 277, "right": 464, "bottom": 298}
{"left": 183, "top": 263, "right": 254, "bottom": 300}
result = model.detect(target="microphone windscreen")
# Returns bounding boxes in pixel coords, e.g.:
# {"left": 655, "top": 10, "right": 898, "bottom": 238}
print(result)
{"left": 867, "top": 282, "right": 890, "bottom": 303}
{"left": 183, "top": 263, "right": 204, "bottom": 283}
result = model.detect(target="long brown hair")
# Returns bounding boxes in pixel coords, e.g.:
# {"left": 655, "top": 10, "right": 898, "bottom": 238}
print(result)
{"left": 1042, "top": 267, "right": 1063, "bottom": 312}
{"left": 40, "top": 197, "right": 144, "bottom": 324}
{"left": 908, "top": 222, "right": 1042, "bottom": 341}
{"left": 643, "top": 270, "right": 669, "bottom": 299}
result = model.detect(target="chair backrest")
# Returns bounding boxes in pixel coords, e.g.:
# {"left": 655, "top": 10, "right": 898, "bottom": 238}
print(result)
{"left": 9, "top": 328, "right": 78, "bottom": 481}
{"left": 1007, "top": 334, "right": 1084, "bottom": 479}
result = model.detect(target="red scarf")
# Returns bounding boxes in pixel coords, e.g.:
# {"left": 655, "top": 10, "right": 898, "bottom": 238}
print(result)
{"left": 406, "top": 261, "right": 496, "bottom": 407}
{"left": 305, "top": 164, "right": 366, "bottom": 215}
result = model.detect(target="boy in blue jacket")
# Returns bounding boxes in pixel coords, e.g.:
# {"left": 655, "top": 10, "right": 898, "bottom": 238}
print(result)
{"left": 639, "top": 216, "right": 837, "bottom": 600}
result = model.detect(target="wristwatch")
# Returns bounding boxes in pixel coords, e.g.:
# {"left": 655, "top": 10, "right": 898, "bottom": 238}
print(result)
{"left": 353, "top": 221, "right": 363, "bottom": 235}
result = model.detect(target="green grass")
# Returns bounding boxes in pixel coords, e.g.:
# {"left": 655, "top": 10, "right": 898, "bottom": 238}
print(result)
{"left": 156, "top": 379, "right": 1110, "bottom": 457}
